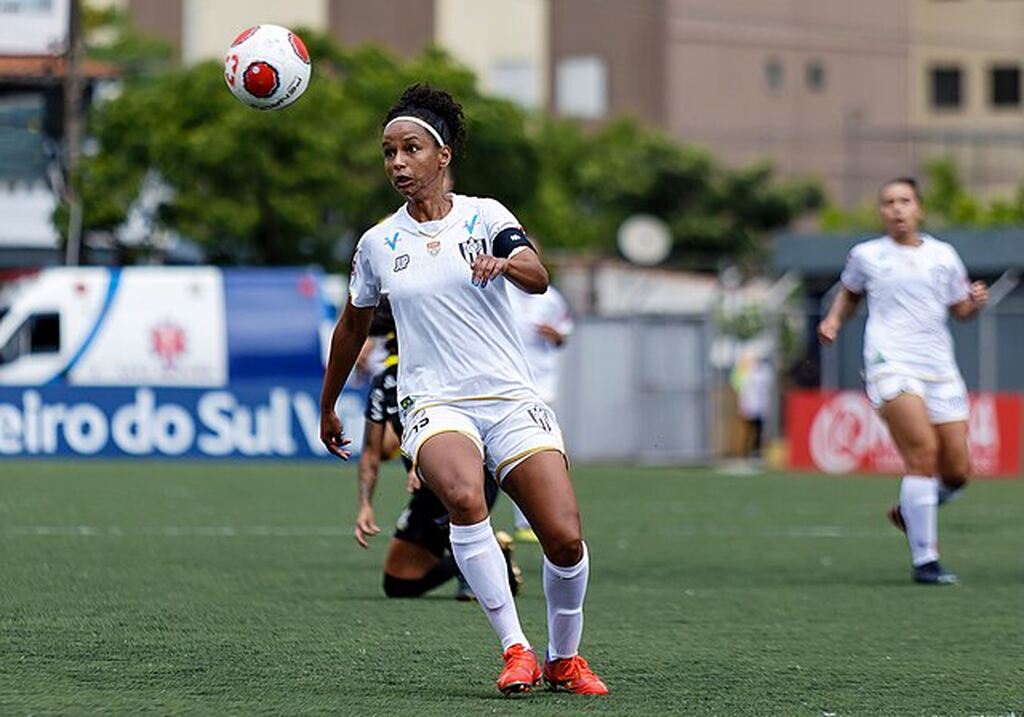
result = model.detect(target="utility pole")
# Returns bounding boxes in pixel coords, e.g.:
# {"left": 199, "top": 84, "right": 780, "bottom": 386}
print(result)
{"left": 63, "top": 0, "right": 84, "bottom": 265}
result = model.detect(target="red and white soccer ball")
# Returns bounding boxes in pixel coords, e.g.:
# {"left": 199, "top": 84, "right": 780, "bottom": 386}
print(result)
{"left": 224, "top": 24, "right": 311, "bottom": 111}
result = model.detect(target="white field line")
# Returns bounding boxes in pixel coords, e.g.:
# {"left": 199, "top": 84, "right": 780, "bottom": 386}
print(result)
{"left": 3, "top": 525, "right": 351, "bottom": 537}
{"left": 2, "top": 525, "right": 893, "bottom": 539}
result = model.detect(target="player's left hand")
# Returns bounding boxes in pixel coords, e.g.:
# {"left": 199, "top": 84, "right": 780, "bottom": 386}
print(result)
{"left": 969, "top": 280, "right": 988, "bottom": 308}
{"left": 471, "top": 254, "right": 509, "bottom": 288}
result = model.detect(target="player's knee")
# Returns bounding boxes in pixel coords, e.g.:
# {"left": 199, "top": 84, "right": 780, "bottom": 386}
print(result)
{"left": 382, "top": 573, "right": 428, "bottom": 598}
{"left": 544, "top": 534, "right": 584, "bottom": 568}
{"left": 443, "top": 483, "right": 487, "bottom": 522}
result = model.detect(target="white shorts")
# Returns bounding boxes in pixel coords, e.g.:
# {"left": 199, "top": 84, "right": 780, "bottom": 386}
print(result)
{"left": 865, "top": 373, "right": 969, "bottom": 424}
{"left": 401, "top": 398, "right": 566, "bottom": 482}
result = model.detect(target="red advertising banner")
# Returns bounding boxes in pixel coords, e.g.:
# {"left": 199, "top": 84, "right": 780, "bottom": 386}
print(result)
{"left": 786, "top": 390, "right": 1021, "bottom": 478}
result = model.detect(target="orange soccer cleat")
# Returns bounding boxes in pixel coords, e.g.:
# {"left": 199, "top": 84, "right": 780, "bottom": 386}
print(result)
{"left": 543, "top": 655, "right": 609, "bottom": 695}
{"left": 497, "top": 644, "right": 541, "bottom": 696}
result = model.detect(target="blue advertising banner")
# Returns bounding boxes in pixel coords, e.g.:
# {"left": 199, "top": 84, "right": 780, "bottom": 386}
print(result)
{"left": 0, "top": 383, "right": 368, "bottom": 459}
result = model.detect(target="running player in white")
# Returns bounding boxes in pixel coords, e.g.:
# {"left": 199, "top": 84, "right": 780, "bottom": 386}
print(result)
{"left": 818, "top": 177, "right": 988, "bottom": 585}
{"left": 319, "top": 85, "right": 607, "bottom": 696}
{"left": 506, "top": 279, "right": 573, "bottom": 543}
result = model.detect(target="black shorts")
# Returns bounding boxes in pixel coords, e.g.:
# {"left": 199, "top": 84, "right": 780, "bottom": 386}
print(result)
{"left": 394, "top": 473, "right": 500, "bottom": 557}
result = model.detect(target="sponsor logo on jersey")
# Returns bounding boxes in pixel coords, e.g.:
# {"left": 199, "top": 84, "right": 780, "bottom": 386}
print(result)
{"left": 427, "top": 240, "right": 441, "bottom": 256}
{"left": 385, "top": 232, "right": 400, "bottom": 250}
{"left": 394, "top": 254, "right": 410, "bottom": 272}
{"left": 464, "top": 213, "right": 478, "bottom": 235}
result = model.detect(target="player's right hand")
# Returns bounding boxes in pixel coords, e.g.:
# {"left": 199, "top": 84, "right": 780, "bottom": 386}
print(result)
{"left": 817, "top": 318, "right": 839, "bottom": 346}
{"left": 354, "top": 505, "right": 380, "bottom": 548}
{"left": 320, "top": 410, "right": 352, "bottom": 460}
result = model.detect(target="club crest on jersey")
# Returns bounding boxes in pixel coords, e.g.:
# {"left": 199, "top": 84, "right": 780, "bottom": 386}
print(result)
{"left": 427, "top": 240, "right": 441, "bottom": 257}
{"left": 394, "top": 254, "right": 410, "bottom": 272}
{"left": 459, "top": 236, "right": 487, "bottom": 266}
{"left": 385, "top": 232, "right": 400, "bottom": 250}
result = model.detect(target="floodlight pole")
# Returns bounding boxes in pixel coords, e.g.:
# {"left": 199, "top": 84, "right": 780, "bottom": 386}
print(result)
{"left": 63, "top": 0, "right": 84, "bottom": 266}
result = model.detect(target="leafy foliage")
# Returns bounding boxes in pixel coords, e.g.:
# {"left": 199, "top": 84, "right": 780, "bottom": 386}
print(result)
{"left": 820, "top": 157, "right": 1024, "bottom": 232}
{"left": 72, "top": 29, "right": 821, "bottom": 265}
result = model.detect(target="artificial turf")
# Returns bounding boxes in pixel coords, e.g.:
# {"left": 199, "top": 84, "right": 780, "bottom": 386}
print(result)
{"left": 1, "top": 460, "right": 1021, "bottom": 715}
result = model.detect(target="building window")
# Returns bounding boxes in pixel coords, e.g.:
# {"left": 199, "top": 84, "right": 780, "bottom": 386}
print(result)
{"left": 765, "top": 58, "right": 784, "bottom": 91}
{"left": 930, "top": 66, "right": 963, "bottom": 109}
{"left": 556, "top": 55, "right": 608, "bottom": 119}
{"left": 491, "top": 60, "right": 540, "bottom": 109}
{"left": 0, "top": 313, "right": 60, "bottom": 365}
{"left": 990, "top": 66, "right": 1020, "bottom": 107}
{"left": 805, "top": 60, "right": 826, "bottom": 92}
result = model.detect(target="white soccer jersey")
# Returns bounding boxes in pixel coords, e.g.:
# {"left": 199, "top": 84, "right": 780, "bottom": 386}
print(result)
{"left": 507, "top": 284, "right": 573, "bottom": 403}
{"left": 840, "top": 234, "right": 970, "bottom": 380}
{"left": 349, "top": 193, "right": 540, "bottom": 408}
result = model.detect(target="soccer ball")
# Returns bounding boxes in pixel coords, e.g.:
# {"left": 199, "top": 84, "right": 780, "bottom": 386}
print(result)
{"left": 224, "top": 24, "right": 311, "bottom": 110}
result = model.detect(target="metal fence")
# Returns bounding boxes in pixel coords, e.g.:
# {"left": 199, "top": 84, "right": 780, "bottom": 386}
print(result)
{"left": 554, "top": 315, "right": 716, "bottom": 464}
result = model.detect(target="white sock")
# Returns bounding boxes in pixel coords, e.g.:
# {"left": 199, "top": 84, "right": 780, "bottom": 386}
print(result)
{"left": 449, "top": 518, "right": 528, "bottom": 652}
{"left": 899, "top": 475, "right": 939, "bottom": 567}
{"left": 543, "top": 542, "right": 589, "bottom": 660}
{"left": 511, "top": 503, "right": 532, "bottom": 531}
{"left": 937, "top": 481, "right": 964, "bottom": 506}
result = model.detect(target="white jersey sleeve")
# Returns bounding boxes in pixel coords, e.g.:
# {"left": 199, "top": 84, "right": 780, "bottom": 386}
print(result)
{"left": 941, "top": 246, "right": 971, "bottom": 306}
{"left": 840, "top": 244, "right": 868, "bottom": 294}
{"left": 348, "top": 234, "right": 381, "bottom": 308}
{"left": 481, "top": 197, "right": 521, "bottom": 239}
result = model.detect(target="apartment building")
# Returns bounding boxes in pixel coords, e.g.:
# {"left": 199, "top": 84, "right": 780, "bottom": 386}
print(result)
{"left": 113, "top": 0, "right": 1024, "bottom": 201}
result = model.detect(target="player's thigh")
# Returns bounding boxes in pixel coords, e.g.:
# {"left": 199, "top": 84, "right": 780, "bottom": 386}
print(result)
{"left": 877, "top": 390, "right": 939, "bottom": 474}
{"left": 502, "top": 450, "right": 582, "bottom": 566}
{"left": 416, "top": 431, "right": 489, "bottom": 522}
{"left": 383, "top": 537, "right": 441, "bottom": 580}
{"left": 933, "top": 420, "right": 970, "bottom": 485}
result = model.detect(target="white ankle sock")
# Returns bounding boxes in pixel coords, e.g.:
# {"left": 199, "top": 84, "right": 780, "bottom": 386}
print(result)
{"left": 449, "top": 518, "right": 528, "bottom": 652}
{"left": 543, "top": 542, "right": 589, "bottom": 660}
{"left": 899, "top": 475, "right": 939, "bottom": 567}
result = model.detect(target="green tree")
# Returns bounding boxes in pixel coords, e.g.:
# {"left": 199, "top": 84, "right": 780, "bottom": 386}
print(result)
{"left": 820, "top": 157, "right": 1024, "bottom": 231}
{"left": 70, "top": 28, "right": 818, "bottom": 266}
{"left": 83, "top": 4, "right": 173, "bottom": 79}
{"left": 71, "top": 36, "right": 537, "bottom": 265}
{"left": 526, "top": 118, "right": 822, "bottom": 262}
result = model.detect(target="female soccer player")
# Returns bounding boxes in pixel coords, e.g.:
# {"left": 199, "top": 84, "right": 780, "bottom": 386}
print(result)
{"left": 320, "top": 85, "right": 607, "bottom": 696}
{"left": 818, "top": 177, "right": 988, "bottom": 585}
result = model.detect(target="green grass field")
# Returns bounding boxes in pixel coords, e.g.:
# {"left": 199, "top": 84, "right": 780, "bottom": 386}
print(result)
{"left": 1, "top": 460, "right": 1021, "bottom": 716}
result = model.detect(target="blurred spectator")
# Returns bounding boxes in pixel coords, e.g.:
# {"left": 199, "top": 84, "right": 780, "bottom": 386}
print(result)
{"left": 734, "top": 354, "right": 774, "bottom": 459}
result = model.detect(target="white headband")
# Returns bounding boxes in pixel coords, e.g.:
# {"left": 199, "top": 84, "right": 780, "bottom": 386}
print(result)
{"left": 384, "top": 115, "right": 446, "bottom": 148}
